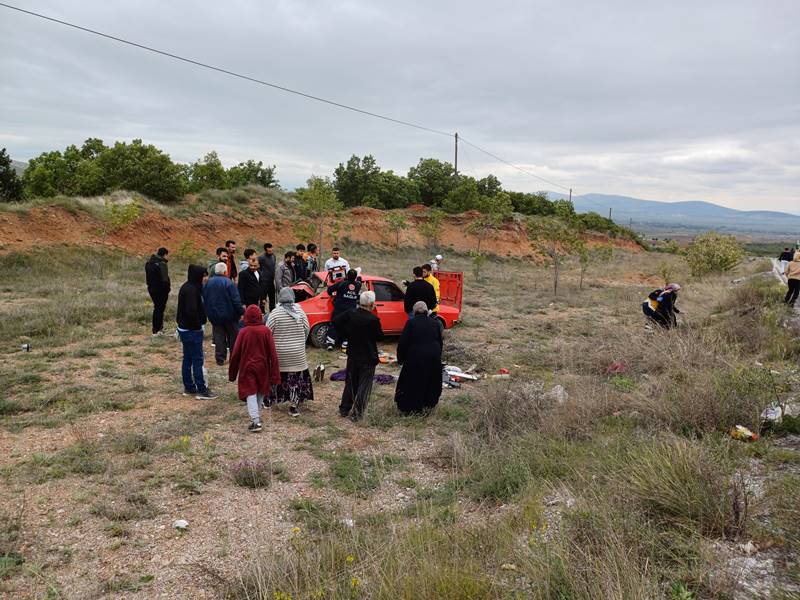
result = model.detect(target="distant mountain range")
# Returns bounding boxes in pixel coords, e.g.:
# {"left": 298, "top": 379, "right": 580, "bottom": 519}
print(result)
{"left": 11, "top": 160, "right": 26, "bottom": 176}
{"left": 548, "top": 192, "right": 800, "bottom": 237}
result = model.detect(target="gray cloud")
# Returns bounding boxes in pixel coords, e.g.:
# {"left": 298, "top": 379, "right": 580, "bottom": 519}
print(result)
{"left": 1, "top": 0, "right": 798, "bottom": 211}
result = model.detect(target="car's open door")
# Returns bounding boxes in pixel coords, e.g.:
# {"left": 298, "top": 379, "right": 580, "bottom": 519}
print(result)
{"left": 437, "top": 271, "right": 463, "bottom": 310}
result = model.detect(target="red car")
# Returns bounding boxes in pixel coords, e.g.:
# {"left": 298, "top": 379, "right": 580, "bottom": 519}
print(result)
{"left": 291, "top": 271, "right": 463, "bottom": 347}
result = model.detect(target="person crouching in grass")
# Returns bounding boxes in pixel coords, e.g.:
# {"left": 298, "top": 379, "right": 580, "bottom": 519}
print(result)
{"left": 228, "top": 305, "right": 281, "bottom": 433}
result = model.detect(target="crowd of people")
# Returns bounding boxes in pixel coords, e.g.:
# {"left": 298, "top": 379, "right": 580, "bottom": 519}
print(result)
{"left": 144, "top": 241, "right": 447, "bottom": 430}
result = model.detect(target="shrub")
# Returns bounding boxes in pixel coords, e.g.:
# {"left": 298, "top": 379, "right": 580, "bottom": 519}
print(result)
{"left": 620, "top": 437, "right": 747, "bottom": 536}
{"left": 468, "top": 381, "right": 552, "bottom": 441}
{"left": 103, "top": 200, "right": 141, "bottom": 231}
{"left": 684, "top": 231, "right": 744, "bottom": 276}
{"left": 230, "top": 459, "right": 286, "bottom": 489}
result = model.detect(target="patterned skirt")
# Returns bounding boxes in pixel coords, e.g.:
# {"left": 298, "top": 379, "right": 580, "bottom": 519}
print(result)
{"left": 267, "top": 369, "right": 314, "bottom": 406}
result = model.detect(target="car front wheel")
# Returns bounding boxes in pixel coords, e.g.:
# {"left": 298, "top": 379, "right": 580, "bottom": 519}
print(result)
{"left": 309, "top": 323, "right": 330, "bottom": 348}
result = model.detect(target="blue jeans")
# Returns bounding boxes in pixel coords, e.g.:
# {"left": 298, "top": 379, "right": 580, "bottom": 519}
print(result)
{"left": 178, "top": 329, "right": 207, "bottom": 392}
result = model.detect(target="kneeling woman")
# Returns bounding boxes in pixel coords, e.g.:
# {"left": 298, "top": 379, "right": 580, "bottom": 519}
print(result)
{"left": 266, "top": 288, "right": 314, "bottom": 416}
{"left": 394, "top": 301, "right": 443, "bottom": 414}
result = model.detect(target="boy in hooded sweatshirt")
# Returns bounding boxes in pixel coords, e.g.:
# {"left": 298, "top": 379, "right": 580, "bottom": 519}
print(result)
{"left": 228, "top": 305, "right": 282, "bottom": 432}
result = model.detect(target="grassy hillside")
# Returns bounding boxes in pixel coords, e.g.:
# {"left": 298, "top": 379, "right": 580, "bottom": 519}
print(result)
{"left": 1, "top": 244, "right": 798, "bottom": 598}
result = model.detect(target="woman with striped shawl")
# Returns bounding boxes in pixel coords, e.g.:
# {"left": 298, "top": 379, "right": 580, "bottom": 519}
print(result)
{"left": 266, "top": 287, "right": 314, "bottom": 416}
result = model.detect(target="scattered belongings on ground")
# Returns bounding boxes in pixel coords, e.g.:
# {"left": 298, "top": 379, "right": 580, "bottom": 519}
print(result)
{"left": 329, "top": 369, "right": 397, "bottom": 385}
{"left": 606, "top": 360, "right": 627, "bottom": 375}
{"left": 730, "top": 425, "right": 759, "bottom": 442}
{"left": 172, "top": 519, "right": 189, "bottom": 531}
{"left": 378, "top": 351, "right": 397, "bottom": 364}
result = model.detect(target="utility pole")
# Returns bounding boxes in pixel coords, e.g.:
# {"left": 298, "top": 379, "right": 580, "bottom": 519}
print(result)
{"left": 454, "top": 132, "right": 459, "bottom": 181}
{"left": 608, "top": 207, "right": 612, "bottom": 220}
{"left": 569, "top": 188, "right": 572, "bottom": 203}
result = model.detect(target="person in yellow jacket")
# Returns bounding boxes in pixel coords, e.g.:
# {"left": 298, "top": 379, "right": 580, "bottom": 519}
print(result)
{"left": 422, "top": 263, "right": 440, "bottom": 313}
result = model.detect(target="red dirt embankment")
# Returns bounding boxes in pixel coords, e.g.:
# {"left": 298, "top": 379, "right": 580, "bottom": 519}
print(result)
{"left": 0, "top": 204, "right": 642, "bottom": 257}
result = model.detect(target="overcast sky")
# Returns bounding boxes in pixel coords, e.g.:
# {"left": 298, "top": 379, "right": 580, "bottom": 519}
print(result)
{"left": 1, "top": 0, "right": 798, "bottom": 212}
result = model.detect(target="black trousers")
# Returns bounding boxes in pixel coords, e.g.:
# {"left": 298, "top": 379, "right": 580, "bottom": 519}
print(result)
{"left": 148, "top": 288, "right": 168, "bottom": 334}
{"left": 211, "top": 321, "right": 239, "bottom": 364}
{"left": 339, "top": 359, "right": 375, "bottom": 420}
{"left": 265, "top": 284, "right": 276, "bottom": 312}
{"left": 785, "top": 279, "right": 800, "bottom": 306}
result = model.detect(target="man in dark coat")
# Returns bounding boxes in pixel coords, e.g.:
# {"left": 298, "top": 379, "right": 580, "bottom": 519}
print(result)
{"left": 334, "top": 290, "right": 383, "bottom": 421}
{"left": 238, "top": 249, "right": 265, "bottom": 311}
{"left": 258, "top": 243, "right": 277, "bottom": 311}
{"left": 229, "top": 305, "right": 282, "bottom": 433}
{"left": 395, "top": 301, "right": 444, "bottom": 414}
{"left": 225, "top": 240, "right": 238, "bottom": 282}
{"left": 325, "top": 269, "right": 361, "bottom": 350}
{"left": 203, "top": 262, "right": 244, "bottom": 365}
{"left": 176, "top": 265, "right": 217, "bottom": 399}
{"left": 294, "top": 244, "right": 308, "bottom": 281}
{"left": 403, "top": 266, "right": 437, "bottom": 318}
{"left": 145, "top": 247, "right": 170, "bottom": 335}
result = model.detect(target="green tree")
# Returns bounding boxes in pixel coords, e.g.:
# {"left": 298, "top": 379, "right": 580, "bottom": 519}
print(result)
{"left": 527, "top": 216, "right": 583, "bottom": 297}
{"left": 578, "top": 244, "right": 613, "bottom": 290}
{"left": 295, "top": 176, "right": 343, "bottom": 257}
{"left": 684, "top": 231, "right": 744, "bottom": 277}
{"left": 72, "top": 159, "right": 106, "bottom": 196}
{"left": 552, "top": 198, "right": 577, "bottom": 222}
{"left": 0, "top": 148, "right": 23, "bottom": 201}
{"left": 417, "top": 208, "right": 446, "bottom": 250}
{"left": 467, "top": 191, "right": 513, "bottom": 254}
{"left": 227, "top": 160, "right": 278, "bottom": 188}
{"left": 22, "top": 149, "right": 77, "bottom": 198}
{"left": 96, "top": 139, "right": 186, "bottom": 202}
{"left": 385, "top": 211, "right": 408, "bottom": 248}
{"left": 374, "top": 170, "right": 419, "bottom": 209}
{"left": 333, "top": 154, "right": 381, "bottom": 207}
{"left": 509, "top": 191, "right": 555, "bottom": 216}
{"left": 476, "top": 174, "right": 502, "bottom": 197}
{"left": 407, "top": 158, "right": 456, "bottom": 207}
{"left": 189, "top": 151, "right": 227, "bottom": 192}
{"left": 443, "top": 176, "right": 481, "bottom": 213}
{"left": 79, "top": 137, "right": 107, "bottom": 160}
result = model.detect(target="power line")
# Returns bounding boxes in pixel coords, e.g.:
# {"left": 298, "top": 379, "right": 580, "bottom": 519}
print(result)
{"left": 457, "top": 135, "right": 571, "bottom": 192}
{"left": 1, "top": 1, "right": 588, "bottom": 205}
{"left": 0, "top": 2, "right": 453, "bottom": 138}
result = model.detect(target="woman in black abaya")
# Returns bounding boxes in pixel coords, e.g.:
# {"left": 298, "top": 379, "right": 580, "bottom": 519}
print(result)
{"left": 394, "top": 301, "right": 443, "bottom": 414}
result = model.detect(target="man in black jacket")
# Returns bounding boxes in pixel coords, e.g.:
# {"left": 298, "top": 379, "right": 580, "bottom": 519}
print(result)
{"left": 403, "top": 266, "right": 437, "bottom": 317}
{"left": 294, "top": 244, "right": 308, "bottom": 282}
{"left": 258, "top": 243, "right": 277, "bottom": 311}
{"left": 238, "top": 249, "right": 265, "bottom": 311}
{"left": 145, "top": 247, "right": 170, "bottom": 336}
{"left": 334, "top": 290, "right": 384, "bottom": 421}
{"left": 176, "top": 264, "right": 217, "bottom": 400}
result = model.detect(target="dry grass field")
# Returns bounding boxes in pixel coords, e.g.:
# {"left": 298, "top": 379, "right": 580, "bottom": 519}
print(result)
{"left": 1, "top": 244, "right": 799, "bottom": 599}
